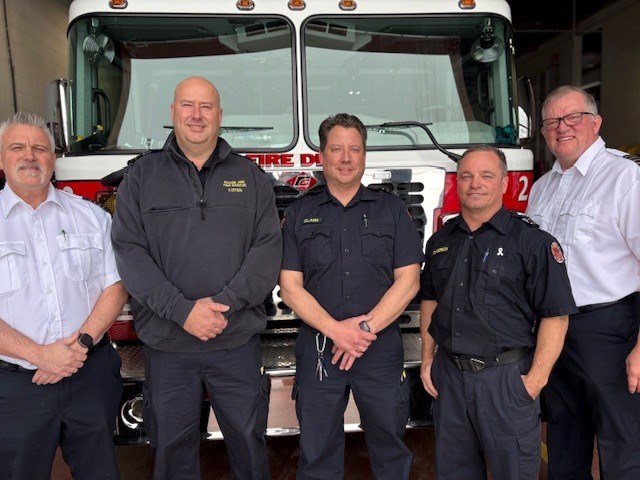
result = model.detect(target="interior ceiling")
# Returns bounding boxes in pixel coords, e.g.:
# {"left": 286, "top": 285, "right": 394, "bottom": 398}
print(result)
{"left": 509, "top": 0, "right": 616, "bottom": 56}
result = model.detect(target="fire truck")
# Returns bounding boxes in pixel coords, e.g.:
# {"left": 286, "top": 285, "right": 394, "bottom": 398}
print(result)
{"left": 46, "top": 0, "right": 535, "bottom": 444}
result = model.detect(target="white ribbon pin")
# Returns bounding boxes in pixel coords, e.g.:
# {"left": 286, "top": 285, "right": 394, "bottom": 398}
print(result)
{"left": 497, "top": 247, "right": 504, "bottom": 256}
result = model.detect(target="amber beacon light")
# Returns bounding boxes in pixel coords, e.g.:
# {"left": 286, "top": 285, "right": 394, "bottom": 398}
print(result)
{"left": 108, "top": 0, "right": 128, "bottom": 9}
{"left": 339, "top": 0, "right": 357, "bottom": 11}
{"left": 236, "top": 0, "right": 255, "bottom": 10}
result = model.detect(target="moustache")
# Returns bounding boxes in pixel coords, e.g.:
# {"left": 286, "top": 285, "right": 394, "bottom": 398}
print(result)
{"left": 17, "top": 161, "right": 42, "bottom": 172}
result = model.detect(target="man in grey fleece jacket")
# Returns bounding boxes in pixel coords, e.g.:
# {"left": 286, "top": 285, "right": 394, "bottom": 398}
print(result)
{"left": 112, "top": 76, "right": 281, "bottom": 480}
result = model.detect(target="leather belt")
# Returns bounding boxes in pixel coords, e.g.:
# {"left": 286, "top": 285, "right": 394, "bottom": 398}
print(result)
{"left": 0, "top": 336, "right": 109, "bottom": 373}
{"left": 0, "top": 360, "right": 35, "bottom": 374}
{"left": 447, "top": 347, "right": 532, "bottom": 373}
{"left": 577, "top": 292, "right": 638, "bottom": 314}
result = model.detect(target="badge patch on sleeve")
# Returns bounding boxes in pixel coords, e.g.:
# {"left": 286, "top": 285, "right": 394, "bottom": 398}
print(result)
{"left": 551, "top": 242, "right": 564, "bottom": 263}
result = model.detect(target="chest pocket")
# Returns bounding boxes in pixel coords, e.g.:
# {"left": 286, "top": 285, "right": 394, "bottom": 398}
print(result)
{"left": 57, "top": 233, "right": 104, "bottom": 282}
{"left": 0, "top": 241, "right": 29, "bottom": 295}
{"left": 526, "top": 201, "right": 550, "bottom": 231}
{"left": 360, "top": 220, "right": 394, "bottom": 266}
{"left": 297, "top": 225, "right": 334, "bottom": 269}
{"left": 558, "top": 199, "right": 600, "bottom": 246}
{"left": 427, "top": 253, "right": 454, "bottom": 299}
{"left": 477, "top": 257, "right": 521, "bottom": 305}
{"left": 527, "top": 199, "right": 599, "bottom": 246}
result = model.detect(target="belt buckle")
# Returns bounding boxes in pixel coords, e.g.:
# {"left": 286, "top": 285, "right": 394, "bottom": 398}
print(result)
{"left": 469, "top": 358, "right": 485, "bottom": 372}
{"left": 452, "top": 356, "right": 464, "bottom": 371}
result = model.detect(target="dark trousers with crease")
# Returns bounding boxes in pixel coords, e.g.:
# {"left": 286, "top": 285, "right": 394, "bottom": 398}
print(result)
{"left": 544, "top": 298, "right": 640, "bottom": 480}
{"left": 0, "top": 343, "right": 123, "bottom": 480}
{"left": 143, "top": 334, "right": 270, "bottom": 480}
{"left": 293, "top": 324, "right": 412, "bottom": 480}
{"left": 432, "top": 347, "right": 540, "bottom": 480}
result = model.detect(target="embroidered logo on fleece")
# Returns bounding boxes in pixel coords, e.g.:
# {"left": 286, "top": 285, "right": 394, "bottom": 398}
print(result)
{"left": 223, "top": 179, "right": 247, "bottom": 193}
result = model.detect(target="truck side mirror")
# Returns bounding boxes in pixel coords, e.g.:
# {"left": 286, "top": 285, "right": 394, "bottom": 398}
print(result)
{"left": 45, "top": 79, "right": 71, "bottom": 153}
{"left": 517, "top": 76, "right": 535, "bottom": 146}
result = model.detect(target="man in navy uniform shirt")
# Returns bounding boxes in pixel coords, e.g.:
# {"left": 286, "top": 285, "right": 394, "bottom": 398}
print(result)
{"left": 420, "top": 145, "right": 577, "bottom": 480}
{"left": 280, "top": 113, "right": 423, "bottom": 480}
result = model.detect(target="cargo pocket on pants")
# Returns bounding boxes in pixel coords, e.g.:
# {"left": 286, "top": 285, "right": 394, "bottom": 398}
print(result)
{"left": 396, "top": 370, "right": 411, "bottom": 435}
{"left": 516, "top": 424, "right": 541, "bottom": 480}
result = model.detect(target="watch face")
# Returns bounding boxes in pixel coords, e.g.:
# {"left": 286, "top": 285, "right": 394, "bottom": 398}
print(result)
{"left": 79, "top": 333, "right": 94, "bottom": 349}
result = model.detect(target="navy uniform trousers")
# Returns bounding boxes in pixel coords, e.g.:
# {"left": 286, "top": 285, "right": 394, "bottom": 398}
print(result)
{"left": 544, "top": 297, "right": 640, "bottom": 480}
{"left": 143, "top": 334, "right": 270, "bottom": 480}
{"left": 293, "top": 324, "right": 412, "bottom": 480}
{"left": 0, "top": 341, "right": 123, "bottom": 480}
{"left": 431, "top": 347, "right": 541, "bottom": 480}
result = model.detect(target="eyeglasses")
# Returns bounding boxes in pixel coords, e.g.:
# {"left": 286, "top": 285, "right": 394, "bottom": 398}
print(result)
{"left": 541, "top": 112, "right": 595, "bottom": 131}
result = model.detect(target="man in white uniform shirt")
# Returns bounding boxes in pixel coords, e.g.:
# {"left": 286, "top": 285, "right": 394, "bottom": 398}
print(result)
{"left": 0, "top": 112, "right": 128, "bottom": 479}
{"left": 527, "top": 85, "right": 640, "bottom": 479}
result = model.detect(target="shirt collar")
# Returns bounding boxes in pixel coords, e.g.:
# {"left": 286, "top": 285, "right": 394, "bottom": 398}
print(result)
{"left": 1, "top": 183, "right": 66, "bottom": 218}
{"left": 485, "top": 207, "right": 512, "bottom": 235}
{"left": 317, "top": 184, "right": 374, "bottom": 206}
{"left": 456, "top": 206, "right": 511, "bottom": 236}
{"left": 551, "top": 136, "right": 605, "bottom": 176}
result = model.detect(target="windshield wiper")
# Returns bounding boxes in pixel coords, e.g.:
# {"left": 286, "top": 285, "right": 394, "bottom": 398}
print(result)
{"left": 366, "top": 121, "right": 461, "bottom": 162}
{"left": 163, "top": 125, "right": 274, "bottom": 133}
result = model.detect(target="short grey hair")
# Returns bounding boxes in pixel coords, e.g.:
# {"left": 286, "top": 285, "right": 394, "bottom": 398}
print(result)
{"left": 0, "top": 112, "right": 55, "bottom": 152}
{"left": 459, "top": 144, "right": 507, "bottom": 176}
{"left": 541, "top": 85, "right": 598, "bottom": 119}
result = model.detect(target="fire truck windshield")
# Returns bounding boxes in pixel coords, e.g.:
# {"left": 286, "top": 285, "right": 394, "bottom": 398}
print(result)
{"left": 65, "top": 13, "right": 517, "bottom": 154}
{"left": 67, "top": 15, "right": 295, "bottom": 152}
{"left": 304, "top": 15, "right": 517, "bottom": 149}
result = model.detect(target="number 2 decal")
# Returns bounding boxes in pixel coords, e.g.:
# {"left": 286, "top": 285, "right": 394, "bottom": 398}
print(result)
{"left": 518, "top": 175, "right": 529, "bottom": 202}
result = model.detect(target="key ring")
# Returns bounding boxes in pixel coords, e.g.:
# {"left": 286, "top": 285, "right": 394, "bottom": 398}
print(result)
{"left": 315, "top": 332, "right": 327, "bottom": 354}
{"left": 315, "top": 333, "right": 328, "bottom": 381}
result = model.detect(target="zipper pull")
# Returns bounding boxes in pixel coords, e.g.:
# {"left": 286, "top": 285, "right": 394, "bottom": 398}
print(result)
{"left": 199, "top": 199, "right": 206, "bottom": 220}
{"left": 363, "top": 214, "right": 368, "bottom": 228}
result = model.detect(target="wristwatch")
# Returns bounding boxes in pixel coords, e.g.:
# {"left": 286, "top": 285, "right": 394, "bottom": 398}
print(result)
{"left": 359, "top": 321, "right": 371, "bottom": 332}
{"left": 78, "top": 333, "right": 94, "bottom": 349}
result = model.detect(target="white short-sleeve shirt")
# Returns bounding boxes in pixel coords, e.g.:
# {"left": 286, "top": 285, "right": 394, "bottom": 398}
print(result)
{"left": 0, "top": 183, "right": 120, "bottom": 368}
{"left": 526, "top": 137, "right": 640, "bottom": 307}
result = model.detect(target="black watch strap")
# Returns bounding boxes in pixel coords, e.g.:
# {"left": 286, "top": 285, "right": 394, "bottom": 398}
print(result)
{"left": 78, "top": 333, "right": 94, "bottom": 349}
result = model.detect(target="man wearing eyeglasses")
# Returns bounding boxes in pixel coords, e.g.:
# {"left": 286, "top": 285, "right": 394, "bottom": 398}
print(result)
{"left": 526, "top": 85, "right": 640, "bottom": 479}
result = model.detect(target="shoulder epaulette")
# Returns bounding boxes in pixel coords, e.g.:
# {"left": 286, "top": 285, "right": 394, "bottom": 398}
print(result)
{"left": 511, "top": 211, "right": 539, "bottom": 228}
{"left": 623, "top": 154, "right": 640, "bottom": 166}
{"left": 56, "top": 188, "right": 83, "bottom": 200}
{"left": 305, "top": 183, "right": 326, "bottom": 195}
{"left": 366, "top": 184, "right": 396, "bottom": 196}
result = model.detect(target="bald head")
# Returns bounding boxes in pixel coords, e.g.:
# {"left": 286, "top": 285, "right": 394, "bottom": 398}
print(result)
{"left": 170, "top": 76, "right": 223, "bottom": 166}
